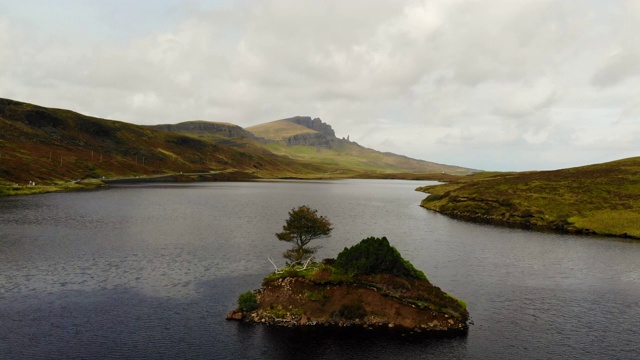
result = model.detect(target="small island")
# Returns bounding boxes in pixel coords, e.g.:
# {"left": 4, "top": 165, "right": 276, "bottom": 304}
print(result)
{"left": 226, "top": 206, "right": 469, "bottom": 335}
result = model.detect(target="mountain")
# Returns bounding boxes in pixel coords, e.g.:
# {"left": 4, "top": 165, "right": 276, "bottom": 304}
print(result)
{"left": 0, "top": 98, "right": 474, "bottom": 194}
{"left": 418, "top": 157, "right": 640, "bottom": 239}
{"left": 0, "top": 98, "right": 326, "bottom": 187}
{"left": 246, "top": 116, "right": 475, "bottom": 175}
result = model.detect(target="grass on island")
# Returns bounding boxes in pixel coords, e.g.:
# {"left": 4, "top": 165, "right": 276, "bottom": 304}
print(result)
{"left": 253, "top": 258, "right": 468, "bottom": 318}
{"left": 418, "top": 157, "right": 640, "bottom": 239}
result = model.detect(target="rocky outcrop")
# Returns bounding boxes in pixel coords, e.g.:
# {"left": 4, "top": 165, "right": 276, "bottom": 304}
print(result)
{"left": 284, "top": 132, "right": 335, "bottom": 148}
{"left": 280, "top": 117, "right": 351, "bottom": 149}
{"left": 152, "top": 121, "right": 260, "bottom": 141}
{"left": 226, "top": 273, "right": 468, "bottom": 335}
{"left": 286, "top": 116, "right": 336, "bottom": 137}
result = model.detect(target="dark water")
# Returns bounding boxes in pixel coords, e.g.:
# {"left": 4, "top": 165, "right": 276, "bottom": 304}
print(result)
{"left": 1, "top": 180, "right": 639, "bottom": 359}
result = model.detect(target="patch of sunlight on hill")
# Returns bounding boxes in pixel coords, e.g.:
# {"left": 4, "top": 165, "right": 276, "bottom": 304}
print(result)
{"left": 570, "top": 211, "right": 640, "bottom": 238}
{"left": 247, "top": 120, "right": 317, "bottom": 140}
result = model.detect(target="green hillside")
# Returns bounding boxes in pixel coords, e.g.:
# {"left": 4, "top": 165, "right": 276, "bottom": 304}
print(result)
{"left": 0, "top": 98, "right": 327, "bottom": 194}
{"left": 0, "top": 98, "right": 475, "bottom": 196}
{"left": 418, "top": 157, "right": 640, "bottom": 238}
{"left": 245, "top": 116, "right": 475, "bottom": 175}
{"left": 263, "top": 142, "right": 472, "bottom": 175}
{"left": 246, "top": 119, "right": 317, "bottom": 140}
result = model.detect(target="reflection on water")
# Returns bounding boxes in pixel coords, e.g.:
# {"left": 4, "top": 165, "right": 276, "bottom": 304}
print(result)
{"left": 1, "top": 180, "right": 640, "bottom": 359}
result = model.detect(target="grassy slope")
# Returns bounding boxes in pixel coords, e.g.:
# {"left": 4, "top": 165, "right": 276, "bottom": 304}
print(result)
{"left": 246, "top": 120, "right": 317, "bottom": 140}
{"left": 148, "top": 121, "right": 323, "bottom": 173}
{"left": 0, "top": 97, "right": 475, "bottom": 196}
{"left": 158, "top": 118, "right": 475, "bottom": 176}
{"left": 247, "top": 119, "right": 474, "bottom": 175}
{"left": 0, "top": 98, "right": 328, "bottom": 193}
{"left": 263, "top": 142, "right": 472, "bottom": 175}
{"left": 418, "top": 157, "right": 640, "bottom": 238}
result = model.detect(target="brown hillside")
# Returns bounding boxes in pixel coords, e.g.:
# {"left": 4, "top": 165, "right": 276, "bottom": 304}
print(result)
{"left": 0, "top": 98, "right": 324, "bottom": 185}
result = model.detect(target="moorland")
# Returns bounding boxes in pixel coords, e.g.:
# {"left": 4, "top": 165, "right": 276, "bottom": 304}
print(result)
{"left": 0, "top": 98, "right": 471, "bottom": 195}
{"left": 418, "top": 157, "right": 640, "bottom": 239}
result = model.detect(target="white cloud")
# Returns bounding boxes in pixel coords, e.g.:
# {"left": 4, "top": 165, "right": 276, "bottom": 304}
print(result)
{"left": 494, "top": 79, "right": 558, "bottom": 118}
{"left": 128, "top": 92, "right": 161, "bottom": 110}
{"left": 1, "top": 0, "right": 639, "bottom": 171}
{"left": 592, "top": 50, "right": 640, "bottom": 87}
{"left": 617, "top": 97, "right": 640, "bottom": 124}
{"left": 0, "top": 20, "right": 10, "bottom": 69}
{"left": 591, "top": 0, "right": 640, "bottom": 87}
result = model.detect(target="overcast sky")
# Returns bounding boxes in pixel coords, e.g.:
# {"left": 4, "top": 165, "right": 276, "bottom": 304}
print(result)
{"left": 1, "top": 0, "right": 639, "bottom": 171}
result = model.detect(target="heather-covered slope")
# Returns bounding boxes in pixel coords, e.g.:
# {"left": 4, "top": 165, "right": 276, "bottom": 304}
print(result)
{"left": 418, "top": 157, "right": 640, "bottom": 238}
{"left": 0, "top": 98, "right": 475, "bottom": 196}
{"left": 0, "top": 98, "right": 325, "bottom": 191}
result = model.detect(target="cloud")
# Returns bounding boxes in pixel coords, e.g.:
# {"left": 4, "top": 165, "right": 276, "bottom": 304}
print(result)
{"left": 494, "top": 79, "right": 558, "bottom": 118}
{"left": 591, "top": 0, "right": 640, "bottom": 87}
{"left": 617, "top": 97, "right": 640, "bottom": 124}
{"left": 1, "top": 0, "right": 639, "bottom": 171}
{"left": 592, "top": 50, "right": 640, "bottom": 87}
{"left": 0, "top": 20, "right": 10, "bottom": 68}
{"left": 571, "top": 125, "right": 640, "bottom": 150}
{"left": 432, "top": 1, "right": 587, "bottom": 86}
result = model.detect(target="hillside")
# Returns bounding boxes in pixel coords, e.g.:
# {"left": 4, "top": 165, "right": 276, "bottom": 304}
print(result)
{"left": 0, "top": 98, "right": 327, "bottom": 192}
{"left": 246, "top": 116, "right": 475, "bottom": 175}
{"left": 0, "top": 98, "right": 475, "bottom": 195}
{"left": 417, "top": 157, "right": 640, "bottom": 238}
{"left": 246, "top": 118, "right": 319, "bottom": 140}
{"left": 152, "top": 121, "right": 260, "bottom": 144}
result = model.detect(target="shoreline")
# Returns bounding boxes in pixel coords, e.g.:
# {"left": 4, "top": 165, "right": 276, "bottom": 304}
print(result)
{"left": 418, "top": 192, "right": 640, "bottom": 241}
{"left": 226, "top": 310, "right": 469, "bottom": 337}
{"left": 225, "top": 268, "right": 469, "bottom": 337}
{"left": 1, "top": 172, "right": 449, "bottom": 197}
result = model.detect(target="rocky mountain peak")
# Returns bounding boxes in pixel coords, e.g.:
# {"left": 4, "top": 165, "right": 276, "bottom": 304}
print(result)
{"left": 286, "top": 116, "right": 336, "bottom": 138}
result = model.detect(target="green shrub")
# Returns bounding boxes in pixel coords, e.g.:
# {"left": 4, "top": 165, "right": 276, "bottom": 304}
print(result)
{"left": 334, "top": 236, "right": 427, "bottom": 280}
{"left": 237, "top": 291, "right": 259, "bottom": 312}
{"left": 267, "top": 304, "right": 287, "bottom": 318}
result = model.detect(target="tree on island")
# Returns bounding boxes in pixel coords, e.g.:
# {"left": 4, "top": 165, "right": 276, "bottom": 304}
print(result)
{"left": 275, "top": 205, "right": 333, "bottom": 264}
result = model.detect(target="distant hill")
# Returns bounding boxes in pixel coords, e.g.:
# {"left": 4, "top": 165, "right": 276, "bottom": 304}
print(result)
{"left": 246, "top": 117, "right": 320, "bottom": 141}
{"left": 246, "top": 116, "right": 475, "bottom": 175}
{"left": 0, "top": 98, "right": 325, "bottom": 186}
{"left": 418, "top": 157, "right": 640, "bottom": 238}
{"left": 152, "top": 121, "right": 260, "bottom": 143}
{"left": 0, "top": 98, "right": 475, "bottom": 193}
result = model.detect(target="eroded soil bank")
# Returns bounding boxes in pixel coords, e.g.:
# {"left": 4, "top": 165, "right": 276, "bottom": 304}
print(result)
{"left": 227, "top": 275, "right": 468, "bottom": 335}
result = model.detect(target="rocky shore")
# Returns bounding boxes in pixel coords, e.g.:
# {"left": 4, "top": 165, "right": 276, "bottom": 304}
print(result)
{"left": 226, "top": 274, "right": 468, "bottom": 335}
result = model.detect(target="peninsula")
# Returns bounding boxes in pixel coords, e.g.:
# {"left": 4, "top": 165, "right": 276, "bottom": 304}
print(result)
{"left": 418, "top": 157, "right": 640, "bottom": 239}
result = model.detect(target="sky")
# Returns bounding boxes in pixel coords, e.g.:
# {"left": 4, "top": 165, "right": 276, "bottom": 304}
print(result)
{"left": 1, "top": 0, "right": 639, "bottom": 171}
